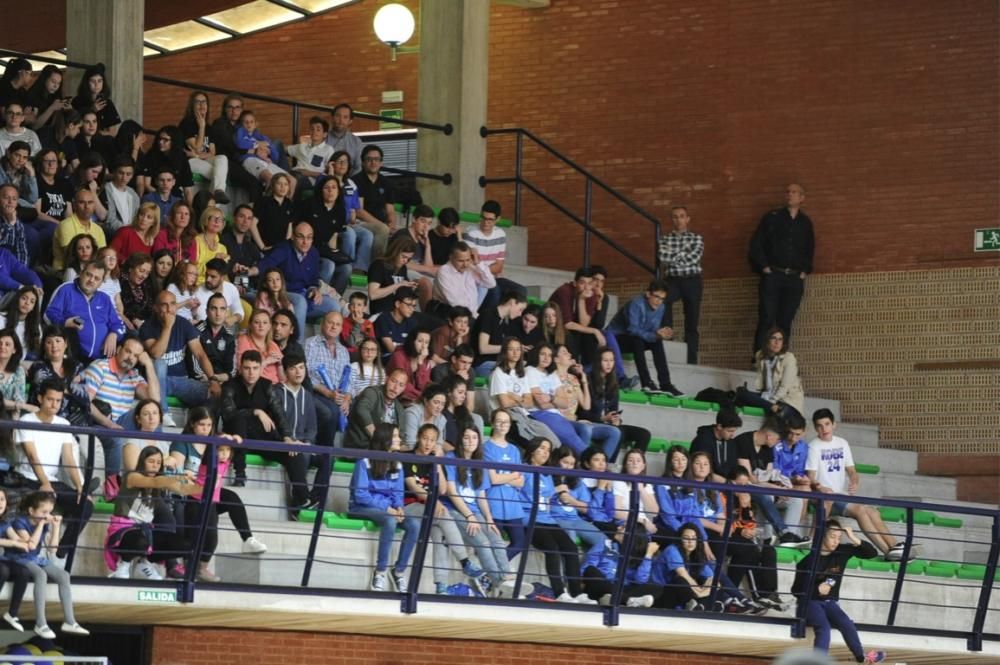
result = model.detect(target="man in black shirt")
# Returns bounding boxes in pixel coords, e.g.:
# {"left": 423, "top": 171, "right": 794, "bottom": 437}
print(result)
{"left": 354, "top": 144, "right": 395, "bottom": 259}
{"left": 428, "top": 207, "right": 461, "bottom": 266}
{"left": 791, "top": 520, "right": 886, "bottom": 664}
{"left": 192, "top": 293, "right": 236, "bottom": 382}
{"left": 689, "top": 408, "right": 742, "bottom": 482}
{"left": 748, "top": 183, "right": 815, "bottom": 356}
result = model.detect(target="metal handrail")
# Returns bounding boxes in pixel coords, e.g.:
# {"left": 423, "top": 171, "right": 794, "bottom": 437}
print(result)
{"left": 2, "top": 417, "right": 996, "bottom": 651}
{"left": 0, "top": 48, "right": 453, "bottom": 137}
{"left": 480, "top": 125, "right": 665, "bottom": 275}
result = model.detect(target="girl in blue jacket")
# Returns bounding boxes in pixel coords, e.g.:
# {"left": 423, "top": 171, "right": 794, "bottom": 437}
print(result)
{"left": 549, "top": 446, "right": 607, "bottom": 551}
{"left": 348, "top": 423, "right": 420, "bottom": 593}
{"left": 580, "top": 529, "right": 661, "bottom": 607}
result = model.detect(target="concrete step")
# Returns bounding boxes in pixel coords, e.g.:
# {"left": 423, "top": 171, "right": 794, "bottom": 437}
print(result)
{"left": 879, "top": 472, "right": 958, "bottom": 502}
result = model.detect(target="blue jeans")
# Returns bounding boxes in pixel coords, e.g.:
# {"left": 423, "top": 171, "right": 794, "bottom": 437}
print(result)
{"left": 154, "top": 358, "right": 210, "bottom": 415}
{"left": 341, "top": 224, "right": 374, "bottom": 272}
{"left": 318, "top": 256, "right": 352, "bottom": 295}
{"left": 529, "top": 411, "right": 588, "bottom": 454}
{"left": 555, "top": 517, "right": 604, "bottom": 550}
{"left": 100, "top": 409, "right": 138, "bottom": 476}
{"left": 804, "top": 599, "right": 865, "bottom": 660}
{"left": 473, "top": 361, "right": 496, "bottom": 378}
{"left": 579, "top": 422, "right": 622, "bottom": 462}
{"left": 450, "top": 509, "right": 510, "bottom": 583}
{"left": 288, "top": 290, "right": 342, "bottom": 343}
{"left": 348, "top": 505, "right": 420, "bottom": 573}
{"left": 754, "top": 492, "right": 788, "bottom": 533}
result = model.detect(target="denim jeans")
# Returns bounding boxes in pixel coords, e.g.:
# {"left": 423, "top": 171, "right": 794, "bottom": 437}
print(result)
{"left": 288, "top": 290, "right": 342, "bottom": 343}
{"left": 154, "top": 358, "right": 209, "bottom": 416}
{"left": 100, "top": 408, "right": 137, "bottom": 476}
{"left": 754, "top": 492, "right": 788, "bottom": 533}
{"left": 450, "top": 509, "right": 510, "bottom": 583}
{"left": 579, "top": 422, "right": 622, "bottom": 462}
{"left": 348, "top": 505, "right": 420, "bottom": 572}
{"left": 318, "top": 256, "right": 352, "bottom": 296}
{"left": 555, "top": 517, "right": 605, "bottom": 550}
{"left": 804, "top": 599, "right": 865, "bottom": 660}
{"left": 529, "top": 411, "right": 587, "bottom": 453}
{"left": 341, "top": 224, "right": 374, "bottom": 272}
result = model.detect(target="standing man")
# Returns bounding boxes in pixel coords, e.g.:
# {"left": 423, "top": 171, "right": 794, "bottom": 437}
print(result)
{"left": 658, "top": 206, "right": 704, "bottom": 365}
{"left": 749, "top": 183, "right": 815, "bottom": 356}
{"left": 325, "top": 103, "right": 364, "bottom": 177}
{"left": 354, "top": 144, "right": 394, "bottom": 259}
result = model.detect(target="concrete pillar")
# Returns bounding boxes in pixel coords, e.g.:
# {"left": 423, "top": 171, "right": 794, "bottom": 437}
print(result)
{"left": 416, "top": 0, "right": 489, "bottom": 214}
{"left": 65, "top": 0, "right": 144, "bottom": 124}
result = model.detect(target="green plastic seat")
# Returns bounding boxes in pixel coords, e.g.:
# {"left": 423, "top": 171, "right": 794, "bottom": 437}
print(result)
{"left": 332, "top": 460, "right": 356, "bottom": 474}
{"left": 958, "top": 564, "right": 1000, "bottom": 582}
{"left": 740, "top": 406, "right": 766, "bottom": 417}
{"left": 166, "top": 396, "right": 184, "bottom": 408}
{"left": 474, "top": 376, "right": 487, "bottom": 388}
{"left": 879, "top": 507, "right": 905, "bottom": 522}
{"left": 775, "top": 548, "right": 804, "bottom": 564}
{"left": 680, "top": 398, "right": 713, "bottom": 411}
{"left": 245, "top": 453, "right": 279, "bottom": 467}
{"left": 621, "top": 352, "right": 634, "bottom": 362}
{"left": 670, "top": 439, "right": 691, "bottom": 451}
{"left": 93, "top": 500, "right": 115, "bottom": 515}
{"left": 845, "top": 557, "right": 860, "bottom": 569}
{"left": 931, "top": 515, "right": 963, "bottom": 528}
{"left": 912, "top": 510, "right": 935, "bottom": 525}
{"left": 349, "top": 274, "right": 369, "bottom": 287}
{"left": 924, "top": 561, "right": 959, "bottom": 578}
{"left": 526, "top": 296, "right": 546, "bottom": 306}
{"left": 859, "top": 559, "right": 893, "bottom": 573}
{"left": 647, "top": 438, "right": 669, "bottom": 453}
{"left": 891, "top": 560, "right": 927, "bottom": 575}
{"left": 649, "top": 394, "right": 681, "bottom": 408}
{"left": 619, "top": 390, "right": 649, "bottom": 405}
{"left": 482, "top": 425, "right": 493, "bottom": 437}
{"left": 323, "top": 513, "right": 367, "bottom": 530}
{"left": 855, "top": 463, "right": 880, "bottom": 475}
{"left": 297, "top": 509, "right": 318, "bottom": 523}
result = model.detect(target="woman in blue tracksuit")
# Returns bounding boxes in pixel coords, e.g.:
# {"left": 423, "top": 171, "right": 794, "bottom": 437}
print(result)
{"left": 653, "top": 446, "right": 710, "bottom": 554}
{"left": 520, "top": 437, "right": 593, "bottom": 604}
{"left": 549, "top": 446, "right": 607, "bottom": 551}
{"left": 577, "top": 445, "right": 621, "bottom": 537}
{"left": 348, "top": 423, "right": 420, "bottom": 594}
{"left": 580, "top": 530, "right": 662, "bottom": 607}
{"left": 482, "top": 408, "right": 528, "bottom": 560}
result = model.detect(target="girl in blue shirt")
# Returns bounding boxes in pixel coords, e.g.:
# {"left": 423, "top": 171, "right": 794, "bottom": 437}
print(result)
{"left": 0, "top": 488, "right": 31, "bottom": 633}
{"left": 445, "top": 425, "right": 531, "bottom": 598}
{"left": 348, "top": 423, "right": 420, "bottom": 593}
{"left": 577, "top": 445, "right": 619, "bottom": 536}
{"left": 12, "top": 491, "right": 89, "bottom": 638}
{"left": 482, "top": 408, "right": 527, "bottom": 561}
{"left": 580, "top": 529, "right": 661, "bottom": 607}
{"left": 549, "top": 446, "right": 607, "bottom": 551}
{"left": 653, "top": 446, "right": 710, "bottom": 555}
{"left": 520, "top": 437, "right": 594, "bottom": 604}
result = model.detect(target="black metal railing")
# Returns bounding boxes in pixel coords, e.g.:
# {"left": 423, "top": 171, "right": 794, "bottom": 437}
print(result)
{"left": 1, "top": 417, "right": 996, "bottom": 652}
{"left": 479, "top": 126, "right": 665, "bottom": 275}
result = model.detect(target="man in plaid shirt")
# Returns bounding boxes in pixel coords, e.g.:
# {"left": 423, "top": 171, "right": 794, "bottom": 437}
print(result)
{"left": 657, "top": 206, "right": 704, "bottom": 364}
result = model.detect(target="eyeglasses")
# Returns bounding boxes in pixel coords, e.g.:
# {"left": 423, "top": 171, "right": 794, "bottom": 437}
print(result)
{"left": 481, "top": 215, "right": 497, "bottom": 223}
{"left": 363, "top": 156, "right": 382, "bottom": 162}
{"left": 769, "top": 335, "right": 784, "bottom": 341}
{"left": 226, "top": 104, "right": 242, "bottom": 110}
{"left": 400, "top": 300, "right": 417, "bottom": 308}
{"left": 157, "top": 137, "right": 171, "bottom": 143}
{"left": 5, "top": 111, "right": 22, "bottom": 117}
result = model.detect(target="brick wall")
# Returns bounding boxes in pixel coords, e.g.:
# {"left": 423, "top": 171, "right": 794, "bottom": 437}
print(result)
{"left": 148, "top": 627, "right": 769, "bottom": 665}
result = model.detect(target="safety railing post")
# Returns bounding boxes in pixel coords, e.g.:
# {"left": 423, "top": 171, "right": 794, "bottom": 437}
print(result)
{"left": 605, "top": 481, "right": 641, "bottom": 627}
{"left": 514, "top": 131, "right": 523, "bottom": 226}
{"left": 401, "top": 461, "right": 441, "bottom": 614}
{"left": 180, "top": 444, "right": 218, "bottom": 604}
{"left": 300, "top": 452, "right": 332, "bottom": 588}
{"left": 513, "top": 469, "right": 541, "bottom": 599}
{"left": 583, "top": 178, "right": 593, "bottom": 268}
{"left": 886, "top": 505, "right": 915, "bottom": 626}
{"left": 291, "top": 103, "right": 300, "bottom": 145}
{"left": 64, "top": 433, "right": 98, "bottom": 574}
{"left": 792, "top": 500, "right": 827, "bottom": 639}
{"left": 968, "top": 513, "right": 1000, "bottom": 651}
{"left": 706, "top": 489, "right": 735, "bottom": 609}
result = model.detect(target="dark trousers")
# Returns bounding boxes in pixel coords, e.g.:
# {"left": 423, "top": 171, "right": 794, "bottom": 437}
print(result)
{"left": 804, "top": 599, "right": 865, "bottom": 660}
{"left": 663, "top": 275, "right": 702, "bottom": 364}
{"left": 581, "top": 566, "right": 662, "bottom": 603}
{"left": 710, "top": 532, "right": 778, "bottom": 593}
{"left": 0, "top": 561, "right": 30, "bottom": 616}
{"left": 615, "top": 333, "right": 672, "bottom": 390}
{"left": 531, "top": 523, "right": 582, "bottom": 597}
{"left": 479, "top": 277, "right": 526, "bottom": 314}
{"left": 619, "top": 424, "right": 651, "bottom": 456}
{"left": 24, "top": 479, "right": 94, "bottom": 559}
{"left": 754, "top": 272, "right": 804, "bottom": 354}
{"left": 226, "top": 415, "right": 311, "bottom": 507}
{"left": 111, "top": 500, "right": 186, "bottom": 563}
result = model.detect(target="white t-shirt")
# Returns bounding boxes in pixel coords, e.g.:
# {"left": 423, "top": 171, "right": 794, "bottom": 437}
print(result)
{"left": 524, "top": 366, "right": 560, "bottom": 413}
{"left": 14, "top": 413, "right": 76, "bottom": 483}
{"left": 193, "top": 281, "right": 244, "bottom": 323}
{"left": 488, "top": 367, "right": 529, "bottom": 411}
{"left": 806, "top": 435, "right": 855, "bottom": 494}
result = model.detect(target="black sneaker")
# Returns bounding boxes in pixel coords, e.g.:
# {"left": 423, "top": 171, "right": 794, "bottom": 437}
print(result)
{"left": 231, "top": 474, "right": 247, "bottom": 488}
{"left": 778, "top": 532, "right": 809, "bottom": 547}
{"left": 661, "top": 384, "right": 683, "bottom": 397}
{"left": 641, "top": 383, "right": 665, "bottom": 394}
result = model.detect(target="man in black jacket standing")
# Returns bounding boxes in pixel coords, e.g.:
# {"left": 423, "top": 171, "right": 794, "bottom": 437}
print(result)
{"left": 749, "top": 183, "right": 815, "bottom": 356}
{"left": 221, "top": 350, "right": 310, "bottom": 512}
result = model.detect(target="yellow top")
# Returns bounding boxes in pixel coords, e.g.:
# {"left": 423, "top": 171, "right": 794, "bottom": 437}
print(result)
{"left": 194, "top": 233, "right": 230, "bottom": 285}
{"left": 53, "top": 214, "right": 107, "bottom": 272}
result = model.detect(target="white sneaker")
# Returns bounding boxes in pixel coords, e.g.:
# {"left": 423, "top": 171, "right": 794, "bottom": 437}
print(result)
{"left": 573, "top": 592, "right": 597, "bottom": 605}
{"left": 34, "top": 624, "right": 56, "bottom": 639}
{"left": 556, "top": 592, "right": 576, "bottom": 603}
{"left": 497, "top": 579, "right": 534, "bottom": 598}
{"left": 598, "top": 593, "right": 613, "bottom": 607}
{"left": 3, "top": 612, "right": 23, "bottom": 631}
{"left": 61, "top": 622, "right": 90, "bottom": 636}
{"left": 371, "top": 570, "right": 387, "bottom": 592}
{"left": 109, "top": 559, "right": 132, "bottom": 579}
{"left": 132, "top": 558, "right": 163, "bottom": 580}
{"left": 626, "top": 594, "right": 654, "bottom": 608}
{"left": 162, "top": 413, "right": 178, "bottom": 428}
{"left": 242, "top": 536, "right": 268, "bottom": 554}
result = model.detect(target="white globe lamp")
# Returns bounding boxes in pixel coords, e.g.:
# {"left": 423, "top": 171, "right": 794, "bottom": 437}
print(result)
{"left": 373, "top": 4, "right": 415, "bottom": 60}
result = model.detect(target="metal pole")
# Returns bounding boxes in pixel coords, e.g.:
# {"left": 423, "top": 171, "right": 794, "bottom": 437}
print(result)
{"left": 514, "top": 131, "right": 523, "bottom": 226}
{"left": 605, "top": 482, "right": 641, "bottom": 627}
{"left": 513, "top": 469, "right": 541, "bottom": 599}
{"left": 300, "top": 453, "right": 331, "bottom": 588}
{"left": 792, "top": 500, "right": 827, "bottom": 639}
{"left": 181, "top": 444, "right": 218, "bottom": 604}
{"left": 291, "top": 104, "right": 300, "bottom": 145}
{"left": 65, "top": 433, "right": 98, "bottom": 574}
{"left": 401, "top": 461, "right": 440, "bottom": 614}
{"left": 968, "top": 513, "right": 1000, "bottom": 651}
{"left": 583, "top": 179, "right": 593, "bottom": 269}
{"left": 886, "top": 505, "right": 915, "bottom": 626}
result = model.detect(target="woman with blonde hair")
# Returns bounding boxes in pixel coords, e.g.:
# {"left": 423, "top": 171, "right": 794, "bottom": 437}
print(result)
{"left": 110, "top": 202, "right": 159, "bottom": 262}
{"left": 194, "top": 205, "right": 230, "bottom": 284}
{"left": 541, "top": 302, "right": 567, "bottom": 347}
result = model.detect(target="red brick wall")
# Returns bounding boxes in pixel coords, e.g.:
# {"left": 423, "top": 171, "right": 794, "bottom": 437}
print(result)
{"left": 141, "top": 0, "right": 999, "bottom": 279}
{"left": 148, "top": 627, "right": 769, "bottom": 665}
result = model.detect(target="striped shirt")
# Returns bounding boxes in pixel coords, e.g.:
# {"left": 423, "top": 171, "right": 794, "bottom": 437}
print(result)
{"left": 465, "top": 227, "right": 507, "bottom": 266}
{"left": 657, "top": 231, "right": 704, "bottom": 277}
{"left": 82, "top": 357, "right": 147, "bottom": 420}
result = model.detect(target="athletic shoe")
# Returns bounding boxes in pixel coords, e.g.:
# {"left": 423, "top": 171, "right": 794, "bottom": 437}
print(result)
{"left": 755, "top": 592, "right": 788, "bottom": 612}
{"left": 370, "top": 570, "right": 387, "bottom": 592}
{"left": 461, "top": 559, "right": 484, "bottom": 579}
{"left": 556, "top": 592, "right": 576, "bottom": 603}
{"left": 165, "top": 562, "right": 186, "bottom": 580}
{"left": 242, "top": 536, "right": 268, "bottom": 554}
{"left": 435, "top": 582, "right": 448, "bottom": 595}
{"left": 725, "top": 598, "right": 753, "bottom": 614}
{"left": 161, "top": 413, "right": 178, "bottom": 428}
{"left": 476, "top": 573, "right": 493, "bottom": 597}
{"left": 598, "top": 593, "right": 613, "bottom": 607}
{"left": 625, "top": 594, "right": 654, "bottom": 608}
{"left": 684, "top": 599, "right": 705, "bottom": 611}
{"left": 34, "top": 624, "right": 56, "bottom": 640}
{"left": 109, "top": 559, "right": 132, "bottom": 579}
{"left": 3, "top": 613, "right": 23, "bottom": 631}
{"left": 132, "top": 558, "right": 163, "bottom": 581}
{"left": 574, "top": 593, "right": 597, "bottom": 605}
{"left": 778, "top": 532, "right": 809, "bottom": 547}
{"left": 661, "top": 384, "right": 684, "bottom": 397}
{"left": 390, "top": 569, "right": 408, "bottom": 593}
{"left": 213, "top": 189, "right": 231, "bottom": 205}
{"left": 711, "top": 599, "right": 726, "bottom": 613}
{"left": 231, "top": 474, "right": 247, "bottom": 488}
{"left": 863, "top": 650, "right": 887, "bottom": 664}
{"left": 498, "top": 579, "right": 533, "bottom": 598}
{"left": 885, "top": 543, "right": 916, "bottom": 562}
{"left": 196, "top": 563, "right": 221, "bottom": 583}
{"left": 620, "top": 375, "right": 641, "bottom": 390}
{"left": 641, "top": 383, "right": 665, "bottom": 394}
{"left": 61, "top": 622, "right": 90, "bottom": 636}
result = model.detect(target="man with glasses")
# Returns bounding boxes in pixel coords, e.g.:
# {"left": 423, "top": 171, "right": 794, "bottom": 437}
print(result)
{"left": 256, "top": 221, "right": 342, "bottom": 343}
{"left": 464, "top": 199, "right": 525, "bottom": 312}
{"left": 355, "top": 144, "right": 394, "bottom": 259}
{"left": 374, "top": 287, "right": 419, "bottom": 363}
{"left": 0, "top": 104, "right": 42, "bottom": 156}
{"left": 209, "top": 93, "right": 263, "bottom": 199}
{"left": 325, "top": 103, "right": 363, "bottom": 177}
{"left": 604, "top": 279, "right": 682, "bottom": 396}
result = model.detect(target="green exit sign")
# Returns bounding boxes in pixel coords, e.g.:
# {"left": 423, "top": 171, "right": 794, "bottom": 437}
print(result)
{"left": 974, "top": 228, "right": 1000, "bottom": 252}
{"left": 379, "top": 108, "right": 403, "bottom": 131}
{"left": 138, "top": 589, "right": 177, "bottom": 603}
